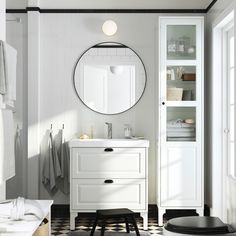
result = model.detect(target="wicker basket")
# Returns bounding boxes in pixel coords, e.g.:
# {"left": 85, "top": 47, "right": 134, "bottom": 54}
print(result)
{"left": 167, "top": 87, "right": 183, "bottom": 101}
{"left": 33, "top": 218, "right": 49, "bottom": 236}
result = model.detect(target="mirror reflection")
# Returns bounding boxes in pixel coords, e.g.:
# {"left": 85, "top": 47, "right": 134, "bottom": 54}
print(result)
{"left": 73, "top": 43, "right": 146, "bottom": 114}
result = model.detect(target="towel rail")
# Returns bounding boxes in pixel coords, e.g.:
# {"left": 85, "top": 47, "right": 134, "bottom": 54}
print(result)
{"left": 6, "top": 18, "right": 21, "bottom": 23}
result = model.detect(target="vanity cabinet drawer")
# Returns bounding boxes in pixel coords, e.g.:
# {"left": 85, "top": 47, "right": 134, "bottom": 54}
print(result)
{"left": 71, "top": 148, "right": 146, "bottom": 178}
{"left": 71, "top": 178, "right": 146, "bottom": 210}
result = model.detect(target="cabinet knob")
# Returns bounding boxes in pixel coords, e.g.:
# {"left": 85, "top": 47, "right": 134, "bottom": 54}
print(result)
{"left": 162, "top": 102, "right": 165, "bottom": 105}
{"left": 104, "top": 179, "right": 114, "bottom": 184}
{"left": 104, "top": 148, "right": 114, "bottom": 152}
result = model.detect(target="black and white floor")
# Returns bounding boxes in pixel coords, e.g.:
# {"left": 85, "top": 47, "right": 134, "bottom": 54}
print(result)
{"left": 51, "top": 215, "right": 162, "bottom": 235}
{"left": 51, "top": 206, "right": 162, "bottom": 236}
{"left": 51, "top": 206, "right": 200, "bottom": 236}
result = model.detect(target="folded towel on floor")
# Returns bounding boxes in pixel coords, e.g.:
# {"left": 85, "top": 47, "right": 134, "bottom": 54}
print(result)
{"left": 0, "top": 109, "right": 15, "bottom": 183}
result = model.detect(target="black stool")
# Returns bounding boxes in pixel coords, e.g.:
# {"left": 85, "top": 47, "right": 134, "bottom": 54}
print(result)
{"left": 90, "top": 208, "right": 140, "bottom": 236}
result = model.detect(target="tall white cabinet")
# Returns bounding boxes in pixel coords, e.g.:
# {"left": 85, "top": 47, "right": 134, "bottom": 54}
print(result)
{"left": 157, "top": 17, "right": 204, "bottom": 226}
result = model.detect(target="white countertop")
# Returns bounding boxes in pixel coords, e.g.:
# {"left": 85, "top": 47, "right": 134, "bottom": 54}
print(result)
{"left": 69, "top": 138, "right": 150, "bottom": 148}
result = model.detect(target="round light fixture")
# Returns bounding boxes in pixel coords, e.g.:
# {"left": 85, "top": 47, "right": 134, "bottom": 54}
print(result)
{"left": 102, "top": 20, "right": 117, "bottom": 36}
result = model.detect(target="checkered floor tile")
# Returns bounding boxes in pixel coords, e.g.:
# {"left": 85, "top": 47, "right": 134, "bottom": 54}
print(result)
{"left": 51, "top": 215, "right": 163, "bottom": 235}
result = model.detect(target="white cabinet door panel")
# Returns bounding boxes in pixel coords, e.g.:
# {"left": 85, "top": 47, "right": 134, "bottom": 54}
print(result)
{"left": 160, "top": 143, "right": 201, "bottom": 207}
{"left": 71, "top": 179, "right": 146, "bottom": 210}
{"left": 71, "top": 148, "right": 145, "bottom": 178}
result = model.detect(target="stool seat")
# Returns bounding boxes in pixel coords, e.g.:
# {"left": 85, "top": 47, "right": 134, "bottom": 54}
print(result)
{"left": 97, "top": 208, "right": 135, "bottom": 217}
{"left": 90, "top": 208, "right": 140, "bottom": 236}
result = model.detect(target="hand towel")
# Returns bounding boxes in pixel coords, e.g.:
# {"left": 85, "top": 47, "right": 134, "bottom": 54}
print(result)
{"left": 3, "top": 42, "right": 17, "bottom": 107}
{"left": 0, "top": 109, "right": 15, "bottom": 183}
{"left": 41, "top": 130, "right": 57, "bottom": 193}
{"left": 54, "top": 129, "right": 69, "bottom": 194}
{"left": 0, "top": 41, "right": 7, "bottom": 95}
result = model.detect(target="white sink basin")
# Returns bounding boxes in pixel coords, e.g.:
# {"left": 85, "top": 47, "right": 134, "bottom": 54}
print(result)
{"left": 69, "top": 138, "right": 149, "bottom": 148}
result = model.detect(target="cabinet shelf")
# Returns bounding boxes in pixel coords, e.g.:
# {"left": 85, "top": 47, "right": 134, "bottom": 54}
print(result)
{"left": 166, "top": 60, "right": 197, "bottom": 66}
{"left": 165, "top": 101, "right": 197, "bottom": 107}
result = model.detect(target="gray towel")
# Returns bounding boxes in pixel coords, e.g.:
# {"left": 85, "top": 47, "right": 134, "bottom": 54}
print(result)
{"left": 0, "top": 41, "right": 7, "bottom": 95}
{"left": 54, "top": 129, "right": 70, "bottom": 194}
{"left": 41, "top": 130, "right": 57, "bottom": 194}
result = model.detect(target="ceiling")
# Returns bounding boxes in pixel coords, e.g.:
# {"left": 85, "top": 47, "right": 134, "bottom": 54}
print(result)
{"left": 6, "top": 0, "right": 214, "bottom": 10}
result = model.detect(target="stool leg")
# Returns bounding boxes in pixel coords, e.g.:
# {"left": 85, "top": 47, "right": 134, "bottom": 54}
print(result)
{"left": 130, "top": 215, "right": 140, "bottom": 236}
{"left": 90, "top": 216, "right": 98, "bottom": 236}
{"left": 101, "top": 220, "right": 106, "bottom": 236}
{"left": 125, "top": 217, "right": 130, "bottom": 233}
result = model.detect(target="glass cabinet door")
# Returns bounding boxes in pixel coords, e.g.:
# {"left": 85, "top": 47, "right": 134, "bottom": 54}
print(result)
{"left": 166, "top": 66, "right": 196, "bottom": 101}
{"left": 166, "top": 107, "right": 196, "bottom": 142}
{"left": 167, "top": 25, "right": 196, "bottom": 60}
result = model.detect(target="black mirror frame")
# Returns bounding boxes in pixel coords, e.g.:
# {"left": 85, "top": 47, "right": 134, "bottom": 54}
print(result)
{"left": 73, "top": 42, "right": 147, "bottom": 115}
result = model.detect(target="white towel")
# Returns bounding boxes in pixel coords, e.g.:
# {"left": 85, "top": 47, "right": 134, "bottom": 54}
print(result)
{"left": 1, "top": 41, "right": 17, "bottom": 107}
{"left": 0, "top": 197, "right": 44, "bottom": 220}
{"left": 0, "top": 41, "right": 7, "bottom": 95}
{"left": 0, "top": 109, "right": 15, "bottom": 183}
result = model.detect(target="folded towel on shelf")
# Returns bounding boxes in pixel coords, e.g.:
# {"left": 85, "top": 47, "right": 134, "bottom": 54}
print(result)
{"left": 0, "top": 109, "right": 15, "bottom": 183}
{"left": 167, "top": 137, "right": 196, "bottom": 141}
{"left": 167, "top": 132, "right": 195, "bottom": 138}
{"left": 167, "top": 127, "right": 195, "bottom": 132}
{"left": 167, "top": 119, "right": 195, "bottom": 128}
{"left": 0, "top": 40, "right": 17, "bottom": 107}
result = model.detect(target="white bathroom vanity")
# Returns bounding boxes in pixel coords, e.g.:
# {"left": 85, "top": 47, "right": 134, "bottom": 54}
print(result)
{"left": 69, "top": 139, "right": 149, "bottom": 230}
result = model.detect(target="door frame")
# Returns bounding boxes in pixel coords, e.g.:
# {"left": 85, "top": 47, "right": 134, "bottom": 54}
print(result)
{"left": 212, "top": 10, "right": 234, "bottom": 222}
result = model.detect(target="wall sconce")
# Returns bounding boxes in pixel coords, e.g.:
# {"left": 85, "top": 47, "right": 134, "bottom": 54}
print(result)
{"left": 102, "top": 20, "right": 117, "bottom": 36}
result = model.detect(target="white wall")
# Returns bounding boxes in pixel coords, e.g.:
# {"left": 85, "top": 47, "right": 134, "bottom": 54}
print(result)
{"left": 0, "top": 0, "right": 6, "bottom": 202}
{"left": 206, "top": 0, "right": 236, "bottom": 226}
{"left": 6, "top": 13, "right": 28, "bottom": 199}
{"left": 5, "top": 6, "right": 205, "bottom": 205}
{"left": 38, "top": 13, "right": 156, "bottom": 204}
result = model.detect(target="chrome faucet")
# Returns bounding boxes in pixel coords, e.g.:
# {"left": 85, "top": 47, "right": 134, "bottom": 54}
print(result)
{"left": 105, "top": 122, "right": 112, "bottom": 139}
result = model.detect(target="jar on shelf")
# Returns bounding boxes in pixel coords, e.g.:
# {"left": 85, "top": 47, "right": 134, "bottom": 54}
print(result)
{"left": 167, "top": 38, "right": 177, "bottom": 53}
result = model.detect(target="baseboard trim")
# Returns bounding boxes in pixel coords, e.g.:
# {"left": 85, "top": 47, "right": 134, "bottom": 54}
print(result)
{"left": 51, "top": 204, "right": 210, "bottom": 218}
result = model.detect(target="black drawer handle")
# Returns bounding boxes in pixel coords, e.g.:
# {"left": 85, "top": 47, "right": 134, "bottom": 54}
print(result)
{"left": 104, "top": 179, "right": 114, "bottom": 184}
{"left": 104, "top": 148, "right": 113, "bottom": 152}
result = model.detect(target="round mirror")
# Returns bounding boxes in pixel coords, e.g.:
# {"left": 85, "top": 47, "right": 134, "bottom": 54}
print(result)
{"left": 73, "top": 42, "right": 147, "bottom": 115}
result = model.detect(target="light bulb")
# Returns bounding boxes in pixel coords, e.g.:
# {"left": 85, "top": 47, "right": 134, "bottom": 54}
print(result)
{"left": 102, "top": 20, "right": 117, "bottom": 36}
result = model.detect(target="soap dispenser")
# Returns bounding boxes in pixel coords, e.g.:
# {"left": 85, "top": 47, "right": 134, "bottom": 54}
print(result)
{"left": 124, "top": 124, "right": 132, "bottom": 138}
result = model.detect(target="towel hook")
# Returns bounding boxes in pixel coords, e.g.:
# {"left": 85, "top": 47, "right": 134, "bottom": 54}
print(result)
{"left": 50, "top": 124, "right": 53, "bottom": 130}
{"left": 62, "top": 124, "right": 64, "bottom": 129}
